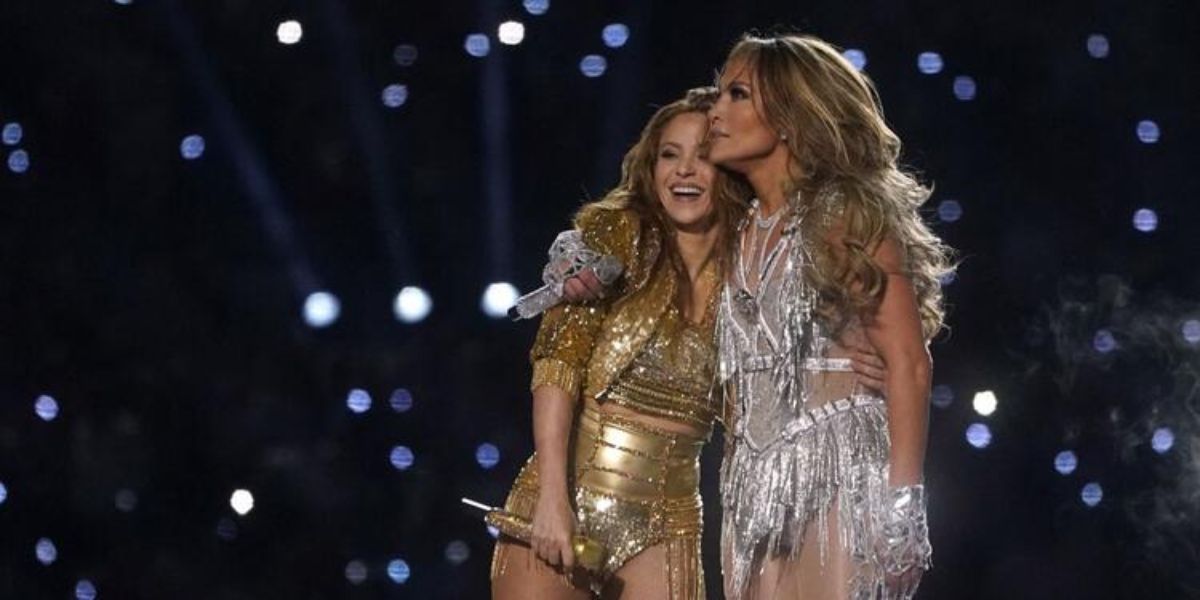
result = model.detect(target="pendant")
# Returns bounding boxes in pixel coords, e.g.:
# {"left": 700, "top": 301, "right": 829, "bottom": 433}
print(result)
{"left": 734, "top": 288, "right": 758, "bottom": 318}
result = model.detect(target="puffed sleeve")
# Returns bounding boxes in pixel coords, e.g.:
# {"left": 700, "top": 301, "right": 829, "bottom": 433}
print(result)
{"left": 528, "top": 206, "right": 640, "bottom": 398}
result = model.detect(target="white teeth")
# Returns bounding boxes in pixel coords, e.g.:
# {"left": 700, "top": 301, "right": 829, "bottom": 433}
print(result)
{"left": 671, "top": 185, "right": 704, "bottom": 195}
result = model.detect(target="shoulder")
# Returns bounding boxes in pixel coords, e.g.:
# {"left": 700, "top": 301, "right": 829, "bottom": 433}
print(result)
{"left": 573, "top": 204, "right": 642, "bottom": 257}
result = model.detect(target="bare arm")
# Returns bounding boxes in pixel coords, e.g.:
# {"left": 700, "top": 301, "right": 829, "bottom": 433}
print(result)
{"left": 862, "top": 237, "right": 932, "bottom": 486}
{"left": 529, "top": 384, "right": 578, "bottom": 569}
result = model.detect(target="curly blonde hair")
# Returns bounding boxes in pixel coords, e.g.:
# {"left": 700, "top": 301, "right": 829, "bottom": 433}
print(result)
{"left": 581, "top": 87, "right": 752, "bottom": 312}
{"left": 722, "top": 33, "right": 954, "bottom": 339}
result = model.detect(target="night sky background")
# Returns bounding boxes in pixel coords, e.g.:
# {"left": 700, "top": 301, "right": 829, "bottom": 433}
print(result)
{"left": 2, "top": 0, "right": 1199, "bottom": 598}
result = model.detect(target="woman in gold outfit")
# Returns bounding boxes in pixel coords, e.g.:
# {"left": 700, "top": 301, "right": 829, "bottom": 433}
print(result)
{"left": 490, "top": 88, "right": 748, "bottom": 599}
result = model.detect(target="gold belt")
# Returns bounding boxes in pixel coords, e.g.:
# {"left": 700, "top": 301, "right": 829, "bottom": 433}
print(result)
{"left": 573, "top": 406, "right": 704, "bottom": 501}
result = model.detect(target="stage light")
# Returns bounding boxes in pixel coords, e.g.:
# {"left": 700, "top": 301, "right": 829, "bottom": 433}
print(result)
{"left": 580, "top": 54, "right": 607, "bottom": 78}
{"left": 75, "top": 580, "right": 97, "bottom": 600}
{"left": 465, "top": 34, "right": 490, "bottom": 57}
{"left": 498, "top": 21, "right": 525, "bottom": 45}
{"left": 230, "top": 489, "right": 255, "bottom": 515}
{"left": 346, "top": 389, "right": 372, "bottom": 414}
{"left": 523, "top": 0, "right": 549, "bottom": 15}
{"left": 1054, "top": 450, "right": 1077, "bottom": 475}
{"left": 965, "top": 423, "right": 992, "bottom": 448}
{"left": 953, "top": 76, "right": 976, "bottom": 101}
{"left": 7, "top": 149, "right": 29, "bottom": 173}
{"left": 394, "top": 286, "right": 432, "bottom": 323}
{"left": 1132, "top": 208, "right": 1157, "bottom": 232}
{"left": 216, "top": 517, "right": 238, "bottom": 540}
{"left": 303, "top": 291, "right": 340, "bottom": 328}
{"left": 842, "top": 48, "right": 867, "bottom": 71}
{"left": 2, "top": 122, "right": 22, "bottom": 145}
{"left": 481, "top": 282, "right": 518, "bottom": 318}
{"left": 937, "top": 199, "right": 963, "bottom": 222}
{"left": 390, "top": 445, "right": 414, "bottom": 470}
{"left": 1151, "top": 427, "right": 1175, "bottom": 454}
{"left": 0, "top": 481, "right": 7, "bottom": 505}
{"left": 35, "top": 394, "right": 59, "bottom": 422}
{"left": 381, "top": 84, "right": 408, "bottom": 108}
{"left": 36, "top": 538, "right": 57, "bottom": 565}
{"left": 276, "top": 20, "right": 303, "bottom": 45}
{"left": 972, "top": 390, "right": 997, "bottom": 417}
{"left": 113, "top": 0, "right": 132, "bottom": 4}
{"left": 1080, "top": 482, "right": 1103, "bottom": 507}
{"left": 387, "top": 559, "right": 411, "bottom": 584}
{"left": 115, "top": 489, "right": 138, "bottom": 512}
{"left": 487, "top": 524, "right": 500, "bottom": 538}
{"left": 917, "top": 51, "right": 943, "bottom": 75}
{"left": 1182, "top": 319, "right": 1200, "bottom": 344}
{"left": 445, "top": 540, "right": 470, "bottom": 565}
{"left": 476, "top": 443, "right": 500, "bottom": 469}
{"left": 602, "top": 23, "right": 629, "bottom": 48}
{"left": 930, "top": 384, "right": 953, "bottom": 409}
{"left": 345, "top": 560, "right": 368, "bottom": 585}
{"left": 389, "top": 388, "right": 414, "bottom": 412}
{"left": 180, "top": 134, "right": 205, "bottom": 160}
{"left": 393, "top": 44, "right": 418, "bottom": 67}
{"left": 1092, "top": 329, "right": 1117, "bottom": 353}
{"left": 938, "top": 271, "right": 957, "bottom": 286}
{"left": 1087, "top": 34, "right": 1110, "bottom": 58}
{"left": 1136, "top": 120, "right": 1160, "bottom": 144}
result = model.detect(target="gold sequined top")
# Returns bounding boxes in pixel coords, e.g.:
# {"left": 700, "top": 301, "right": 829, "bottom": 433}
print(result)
{"left": 529, "top": 206, "right": 720, "bottom": 433}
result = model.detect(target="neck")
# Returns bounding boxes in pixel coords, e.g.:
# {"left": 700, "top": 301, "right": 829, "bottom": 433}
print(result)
{"left": 743, "top": 146, "right": 797, "bottom": 215}
{"left": 675, "top": 224, "right": 719, "bottom": 281}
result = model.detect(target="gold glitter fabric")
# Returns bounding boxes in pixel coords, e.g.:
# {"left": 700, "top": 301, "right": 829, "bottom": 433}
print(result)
{"left": 492, "top": 406, "right": 706, "bottom": 599}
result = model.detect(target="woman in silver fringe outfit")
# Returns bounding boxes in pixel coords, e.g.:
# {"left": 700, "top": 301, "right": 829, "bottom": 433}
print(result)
{"left": 705, "top": 34, "right": 955, "bottom": 599}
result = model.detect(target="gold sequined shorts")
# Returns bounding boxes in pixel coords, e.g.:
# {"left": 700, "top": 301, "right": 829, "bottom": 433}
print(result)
{"left": 491, "top": 406, "right": 706, "bottom": 599}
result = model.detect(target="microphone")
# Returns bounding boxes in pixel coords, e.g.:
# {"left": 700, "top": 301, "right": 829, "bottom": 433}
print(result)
{"left": 508, "top": 230, "right": 623, "bottom": 321}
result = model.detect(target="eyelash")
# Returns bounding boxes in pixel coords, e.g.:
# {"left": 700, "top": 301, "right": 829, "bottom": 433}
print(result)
{"left": 660, "top": 150, "right": 678, "bottom": 159}
{"left": 730, "top": 87, "right": 749, "bottom": 100}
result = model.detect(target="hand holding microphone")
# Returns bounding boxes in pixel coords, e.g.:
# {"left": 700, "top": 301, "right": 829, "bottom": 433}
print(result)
{"left": 508, "top": 230, "right": 623, "bottom": 320}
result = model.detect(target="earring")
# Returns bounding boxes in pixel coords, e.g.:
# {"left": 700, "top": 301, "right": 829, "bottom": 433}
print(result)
{"left": 780, "top": 133, "right": 789, "bottom": 141}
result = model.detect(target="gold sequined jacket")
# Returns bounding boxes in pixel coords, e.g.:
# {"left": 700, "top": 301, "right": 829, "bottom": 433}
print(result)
{"left": 529, "top": 205, "right": 718, "bottom": 430}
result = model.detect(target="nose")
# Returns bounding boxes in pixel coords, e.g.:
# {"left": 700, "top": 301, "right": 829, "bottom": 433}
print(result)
{"left": 707, "top": 93, "right": 727, "bottom": 124}
{"left": 676, "top": 153, "right": 697, "bottom": 177}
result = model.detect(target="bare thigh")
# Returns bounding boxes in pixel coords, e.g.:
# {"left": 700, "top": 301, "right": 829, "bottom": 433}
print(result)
{"left": 729, "top": 509, "right": 851, "bottom": 600}
{"left": 602, "top": 544, "right": 668, "bottom": 600}
{"left": 491, "top": 538, "right": 592, "bottom": 600}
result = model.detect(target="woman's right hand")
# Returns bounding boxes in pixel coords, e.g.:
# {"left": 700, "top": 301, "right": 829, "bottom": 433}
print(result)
{"left": 530, "top": 491, "right": 578, "bottom": 570}
{"left": 562, "top": 269, "right": 606, "bottom": 302}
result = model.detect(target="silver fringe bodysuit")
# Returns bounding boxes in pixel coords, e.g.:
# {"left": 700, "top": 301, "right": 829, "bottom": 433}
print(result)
{"left": 717, "top": 192, "right": 894, "bottom": 599}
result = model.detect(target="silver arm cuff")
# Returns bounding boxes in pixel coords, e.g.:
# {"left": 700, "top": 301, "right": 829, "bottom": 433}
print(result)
{"left": 875, "top": 484, "right": 933, "bottom": 576}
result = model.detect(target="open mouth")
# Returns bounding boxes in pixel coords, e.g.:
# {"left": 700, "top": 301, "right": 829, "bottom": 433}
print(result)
{"left": 670, "top": 185, "right": 705, "bottom": 202}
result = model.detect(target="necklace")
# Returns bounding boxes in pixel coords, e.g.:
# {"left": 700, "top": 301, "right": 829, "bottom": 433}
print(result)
{"left": 754, "top": 203, "right": 784, "bottom": 229}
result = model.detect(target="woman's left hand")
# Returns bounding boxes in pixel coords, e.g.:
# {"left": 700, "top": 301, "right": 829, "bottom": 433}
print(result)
{"left": 844, "top": 341, "right": 887, "bottom": 394}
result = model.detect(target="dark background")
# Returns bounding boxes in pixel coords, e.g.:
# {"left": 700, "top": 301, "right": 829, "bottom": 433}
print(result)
{"left": 2, "top": 0, "right": 1199, "bottom": 598}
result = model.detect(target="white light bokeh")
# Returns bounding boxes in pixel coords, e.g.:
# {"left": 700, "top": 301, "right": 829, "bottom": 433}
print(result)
{"left": 230, "top": 489, "right": 255, "bottom": 516}
{"left": 481, "top": 282, "right": 518, "bottom": 318}
{"left": 1054, "top": 450, "right": 1078, "bottom": 475}
{"left": 475, "top": 443, "right": 500, "bottom": 469}
{"left": 390, "top": 445, "right": 415, "bottom": 470}
{"left": 1151, "top": 427, "right": 1175, "bottom": 454}
{"left": 180, "top": 134, "right": 205, "bottom": 160}
{"left": 445, "top": 540, "right": 470, "bottom": 565}
{"left": 965, "top": 423, "right": 992, "bottom": 448}
{"left": 1092, "top": 329, "right": 1117, "bottom": 353}
{"left": 1132, "top": 208, "right": 1158, "bottom": 233}
{"left": 1136, "top": 119, "right": 1160, "bottom": 144}
{"left": 345, "top": 560, "right": 368, "bottom": 585}
{"left": 346, "top": 388, "right": 372, "bottom": 414}
{"left": 972, "top": 390, "right": 998, "bottom": 417}
{"left": 1087, "top": 34, "right": 1110, "bottom": 58}
{"left": 930, "top": 384, "right": 954, "bottom": 409}
{"left": 602, "top": 23, "right": 629, "bottom": 48}
{"left": 303, "top": 291, "right": 341, "bottom": 328}
{"left": 953, "top": 76, "right": 976, "bottom": 101}
{"left": 8, "top": 148, "right": 29, "bottom": 173}
{"left": 387, "top": 558, "right": 411, "bottom": 584}
{"left": 36, "top": 538, "right": 58, "bottom": 565}
{"left": 464, "top": 34, "right": 490, "bottom": 57}
{"left": 523, "top": 0, "right": 549, "bottom": 15}
{"left": 0, "top": 481, "right": 7, "bottom": 505}
{"left": 2, "top": 122, "right": 22, "bottom": 145}
{"left": 842, "top": 48, "right": 867, "bottom": 71}
{"left": 75, "top": 580, "right": 97, "bottom": 600}
{"left": 394, "top": 286, "right": 432, "bottom": 323}
{"left": 1080, "top": 482, "right": 1103, "bottom": 507}
{"left": 389, "top": 388, "right": 414, "bottom": 412}
{"left": 276, "top": 20, "right": 303, "bottom": 45}
{"left": 1182, "top": 319, "right": 1200, "bottom": 344}
{"left": 937, "top": 199, "right": 963, "bottom": 222}
{"left": 917, "top": 51, "right": 944, "bottom": 74}
{"left": 35, "top": 394, "right": 59, "bottom": 422}
{"left": 580, "top": 54, "right": 607, "bottom": 78}
{"left": 381, "top": 84, "right": 409, "bottom": 108}
{"left": 498, "top": 21, "right": 525, "bottom": 45}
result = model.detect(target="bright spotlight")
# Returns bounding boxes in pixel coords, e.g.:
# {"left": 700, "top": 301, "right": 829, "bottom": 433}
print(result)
{"left": 35, "top": 395, "right": 59, "bottom": 422}
{"left": 381, "top": 84, "right": 409, "bottom": 108}
{"left": 1132, "top": 208, "right": 1158, "bottom": 232}
{"left": 390, "top": 445, "right": 415, "bottom": 470}
{"left": 972, "top": 390, "right": 997, "bottom": 417}
{"left": 523, "top": 0, "right": 549, "bottom": 15}
{"left": 346, "top": 389, "right": 372, "bottom": 413}
{"left": 1136, "top": 120, "right": 1160, "bottom": 144}
{"left": 602, "top": 23, "right": 629, "bottom": 48}
{"left": 394, "top": 286, "right": 432, "bottom": 323}
{"left": 498, "top": 21, "right": 525, "bottom": 45}
{"left": 580, "top": 54, "right": 607, "bottom": 77}
{"left": 180, "top": 134, "right": 206, "bottom": 160}
{"left": 1080, "top": 482, "right": 1103, "bottom": 507}
{"left": 842, "top": 48, "right": 867, "bottom": 71}
{"left": 1151, "top": 427, "right": 1175, "bottom": 454}
{"left": 464, "top": 34, "right": 490, "bottom": 57}
{"left": 276, "top": 20, "right": 303, "bottom": 45}
{"left": 2, "top": 122, "right": 22, "bottom": 146}
{"left": 481, "top": 282, "right": 518, "bottom": 318}
{"left": 965, "top": 423, "right": 992, "bottom": 448}
{"left": 1054, "top": 450, "right": 1078, "bottom": 475}
{"left": 475, "top": 443, "right": 500, "bottom": 469}
{"left": 230, "top": 489, "right": 255, "bottom": 515}
{"left": 303, "top": 291, "right": 340, "bottom": 328}
{"left": 8, "top": 149, "right": 29, "bottom": 173}
{"left": 74, "top": 580, "right": 97, "bottom": 600}
{"left": 917, "top": 51, "right": 943, "bottom": 74}
{"left": 35, "top": 538, "right": 57, "bottom": 565}
{"left": 387, "top": 558, "right": 411, "bottom": 584}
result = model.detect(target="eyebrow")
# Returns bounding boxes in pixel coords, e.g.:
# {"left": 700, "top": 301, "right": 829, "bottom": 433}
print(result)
{"left": 658, "top": 141, "right": 683, "bottom": 149}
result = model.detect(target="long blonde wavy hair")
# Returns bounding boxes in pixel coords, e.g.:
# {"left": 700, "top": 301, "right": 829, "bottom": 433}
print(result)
{"left": 722, "top": 33, "right": 954, "bottom": 339}
{"left": 581, "top": 87, "right": 751, "bottom": 315}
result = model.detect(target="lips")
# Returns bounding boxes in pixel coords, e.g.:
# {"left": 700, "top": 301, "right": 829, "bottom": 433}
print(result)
{"left": 669, "top": 184, "right": 705, "bottom": 202}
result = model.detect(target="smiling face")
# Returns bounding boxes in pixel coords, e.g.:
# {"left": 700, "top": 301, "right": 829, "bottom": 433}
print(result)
{"left": 653, "top": 112, "right": 718, "bottom": 233}
{"left": 707, "top": 58, "right": 785, "bottom": 173}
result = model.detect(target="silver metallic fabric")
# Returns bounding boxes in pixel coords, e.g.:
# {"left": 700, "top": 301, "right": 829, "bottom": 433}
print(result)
{"left": 510, "top": 229, "right": 624, "bottom": 320}
{"left": 717, "top": 192, "right": 921, "bottom": 599}
{"left": 875, "top": 484, "right": 932, "bottom": 577}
